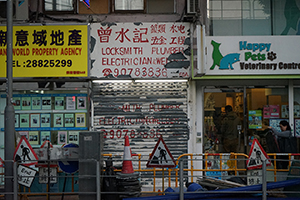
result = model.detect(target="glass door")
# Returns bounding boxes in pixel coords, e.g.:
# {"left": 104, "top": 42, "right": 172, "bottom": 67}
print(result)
{"left": 203, "top": 86, "right": 244, "bottom": 153}
{"left": 246, "top": 86, "right": 288, "bottom": 154}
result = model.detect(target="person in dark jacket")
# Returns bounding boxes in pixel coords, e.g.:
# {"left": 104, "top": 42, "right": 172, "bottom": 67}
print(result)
{"left": 221, "top": 105, "right": 242, "bottom": 153}
{"left": 268, "top": 120, "right": 292, "bottom": 169}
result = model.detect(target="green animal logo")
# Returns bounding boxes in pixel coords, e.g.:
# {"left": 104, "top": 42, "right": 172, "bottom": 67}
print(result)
{"left": 210, "top": 40, "right": 223, "bottom": 70}
{"left": 210, "top": 40, "right": 240, "bottom": 70}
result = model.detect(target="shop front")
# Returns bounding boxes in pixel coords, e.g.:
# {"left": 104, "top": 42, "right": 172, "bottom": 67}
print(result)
{"left": 89, "top": 22, "right": 191, "bottom": 165}
{"left": 0, "top": 24, "right": 89, "bottom": 165}
{"left": 200, "top": 80, "right": 295, "bottom": 154}
{"left": 194, "top": 36, "right": 300, "bottom": 156}
{"left": 89, "top": 22, "right": 193, "bottom": 189}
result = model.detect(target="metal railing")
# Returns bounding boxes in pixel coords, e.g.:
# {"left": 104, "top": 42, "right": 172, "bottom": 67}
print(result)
{"left": 0, "top": 153, "right": 300, "bottom": 199}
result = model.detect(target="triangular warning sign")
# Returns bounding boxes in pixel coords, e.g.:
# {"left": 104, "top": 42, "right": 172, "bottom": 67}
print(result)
{"left": 246, "top": 138, "right": 271, "bottom": 170}
{"left": 146, "top": 137, "right": 176, "bottom": 168}
{"left": 14, "top": 136, "right": 38, "bottom": 166}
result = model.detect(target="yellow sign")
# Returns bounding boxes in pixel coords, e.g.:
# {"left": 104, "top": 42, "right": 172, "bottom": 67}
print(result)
{"left": 227, "top": 154, "right": 236, "bottom": 169}
{"left": 0, "top": 25, "right": 88, "bottom": 78}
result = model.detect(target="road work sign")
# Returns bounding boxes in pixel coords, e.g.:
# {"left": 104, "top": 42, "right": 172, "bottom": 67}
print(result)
{"left": 146, "top": 137, "right": 176, "bottom": 168}
{"left": 246, "top": 139, "right": 271, "bottom": 170}
{"left": 14, "top": 136, "right": 38, "bottom": 166}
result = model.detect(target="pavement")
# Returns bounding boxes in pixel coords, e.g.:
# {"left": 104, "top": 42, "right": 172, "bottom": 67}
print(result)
{"left": 0, "top": 195, "right": 79, "bottom": 200}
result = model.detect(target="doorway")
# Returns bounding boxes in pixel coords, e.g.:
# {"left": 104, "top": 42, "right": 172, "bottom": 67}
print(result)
{"left": 203, "top": 86, "right": 244, "bottom": 153}
{"left": 203, "top": 85, "right": 290, "bottom": 154}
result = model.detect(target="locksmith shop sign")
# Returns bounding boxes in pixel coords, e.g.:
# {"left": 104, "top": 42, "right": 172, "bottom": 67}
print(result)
{"left": 90, "top": 23, "right": 190, "bottom": 79}
{"left": 0, "top": 25, "right": 88, "bottom": 78}
{"left": 206, "top": 36, "right": 300, "bottom": 75}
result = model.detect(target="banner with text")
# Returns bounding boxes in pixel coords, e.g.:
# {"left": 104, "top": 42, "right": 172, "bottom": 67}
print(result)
{"left": 206, "top": 36, "right": 300, "bottom": 75}
{"left": 0, "top": 25, "right": 88, "bottom": 78}
{"left": 90, "top": 23, "right": 191, "bottom": 79}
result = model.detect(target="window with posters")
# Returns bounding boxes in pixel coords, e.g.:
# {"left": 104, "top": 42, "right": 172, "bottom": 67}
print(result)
{"left": 0, "top": 89, "right": 88, "bottom": 149}
{"left": 0, "top": 85, "right": 88, "bottom": 182}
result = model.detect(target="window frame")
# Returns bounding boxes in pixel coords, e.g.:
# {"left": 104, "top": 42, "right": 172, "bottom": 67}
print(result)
{"left": 43, "top": 0, "right": 77, "bottom": 14}
{"left": 111, "top": 0, "right": 146, "bottom": 13}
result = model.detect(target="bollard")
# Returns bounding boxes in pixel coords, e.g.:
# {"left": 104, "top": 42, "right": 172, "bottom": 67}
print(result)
{"left": 179, "top": 161, "right": 184, "bottom": 200}
{"left": 13, "top": 161, "right": 17, "bottom": 200}
{"left": 262, "top": 160, "right": 267, "bottom": 200}
{"left": 97, "top": 161, "right": 101, "bottom": 200}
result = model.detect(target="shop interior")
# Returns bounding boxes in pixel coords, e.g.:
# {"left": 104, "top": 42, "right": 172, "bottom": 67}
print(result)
{"left": 203, "top": 86, "right": 298, "bottom": 154}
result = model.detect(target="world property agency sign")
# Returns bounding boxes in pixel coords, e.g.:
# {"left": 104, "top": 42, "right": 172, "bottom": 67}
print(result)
{"left": 0, "top": 25, "right": 88, "bottom": 78}
{"left": 205, "top": 36, "right": 300, "bottom": 75}
{"left": 90, "top": 23, "right": 191, "bottom": 79}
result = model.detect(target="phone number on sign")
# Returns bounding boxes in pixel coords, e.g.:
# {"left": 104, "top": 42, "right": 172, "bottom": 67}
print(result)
{"left": 13, "top": 59, "right": 73, "bottom": 68}
{"left": 102, "top": 67, "right": 167, "bottom": 77}
{"left": 102, "top": 129, "right": 161, "bottom": 139}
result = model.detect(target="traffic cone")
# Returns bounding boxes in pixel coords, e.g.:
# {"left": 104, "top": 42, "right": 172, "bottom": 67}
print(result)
{"left": 121, "top": 135, "right": 134, "bottom": 174}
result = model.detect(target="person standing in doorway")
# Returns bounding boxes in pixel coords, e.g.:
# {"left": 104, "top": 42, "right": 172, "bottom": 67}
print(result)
{"left": 221, "top": 105, "right": 242, "bottom": 153}
{"left": 268, "top": 120, "right": 293, "bottom": 168}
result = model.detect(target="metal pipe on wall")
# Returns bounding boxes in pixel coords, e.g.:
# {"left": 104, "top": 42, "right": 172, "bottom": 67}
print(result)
{"left": 243, "top": 86, "right": 247, "bottom": 154}
{"left": 5, "top": 0, "right": 16, "bottom": 199}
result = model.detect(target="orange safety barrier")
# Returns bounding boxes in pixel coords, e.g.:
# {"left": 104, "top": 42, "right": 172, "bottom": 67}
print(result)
{"left": 173, "top": 153, "right": 248, "bottom": 187}
{"left": 103, "top": 152, "right": 300, "bottom": 191}
{"left": 0, "top": 152, "right": 299, "bottom": 197}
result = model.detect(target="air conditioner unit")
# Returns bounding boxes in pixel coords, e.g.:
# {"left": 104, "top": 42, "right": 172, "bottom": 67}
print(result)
{"left": 0, "top": 0, "right": 29, "bottom": 21}
{"left": 187, "top": 0, "right": 199, "bottom": 14}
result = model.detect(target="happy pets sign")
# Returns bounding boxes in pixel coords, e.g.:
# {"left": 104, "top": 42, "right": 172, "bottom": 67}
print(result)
{"left": 206, "top": 36, "right": 300, "bottom": 75}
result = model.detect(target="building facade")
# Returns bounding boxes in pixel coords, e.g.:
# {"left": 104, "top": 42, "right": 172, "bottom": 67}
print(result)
{"left": 0, "top": 0, "right": 202, "bottom": 182}
{"left": 1, "top": 0, "right": 299, "bottom": 184}
{"left": 194, "top": 0, "right": 300, "bottom": 160}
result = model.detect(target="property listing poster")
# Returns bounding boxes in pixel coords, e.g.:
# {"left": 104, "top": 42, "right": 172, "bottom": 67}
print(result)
{"left": 32, "top": 96, "right": 42, "bottom": 110}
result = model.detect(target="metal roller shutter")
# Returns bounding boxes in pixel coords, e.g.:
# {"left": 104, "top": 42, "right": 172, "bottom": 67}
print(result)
{"left": 92, "top": 81, "right": 189, "bottom": 167}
